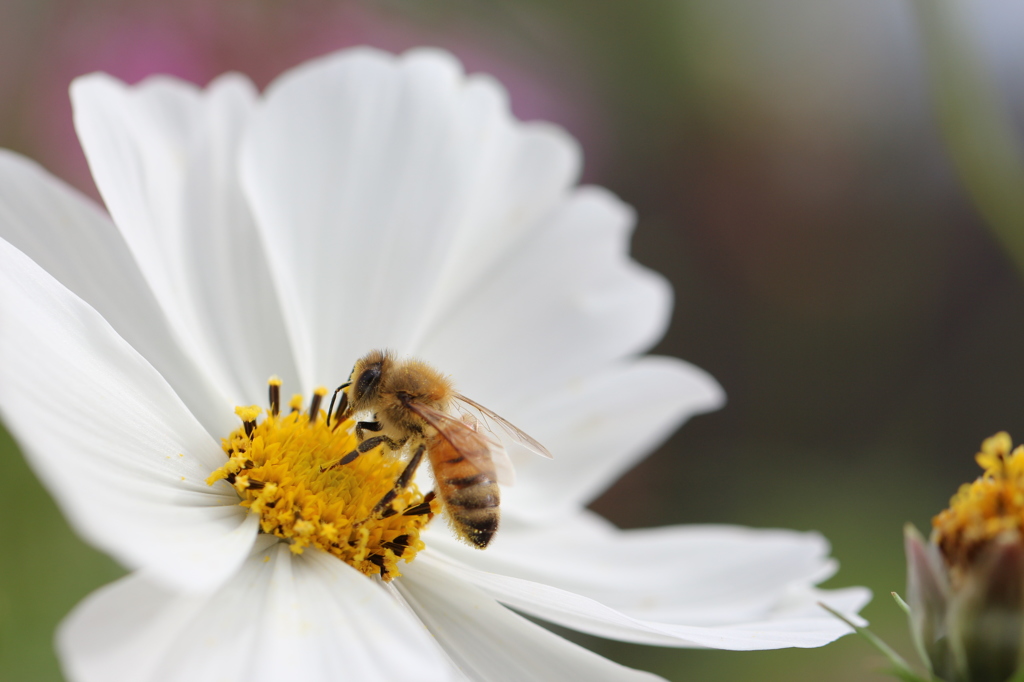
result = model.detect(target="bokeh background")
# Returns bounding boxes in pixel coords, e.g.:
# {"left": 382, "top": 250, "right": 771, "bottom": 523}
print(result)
{"left": 3, "top": 1, "right": 1024, "bottom": 680}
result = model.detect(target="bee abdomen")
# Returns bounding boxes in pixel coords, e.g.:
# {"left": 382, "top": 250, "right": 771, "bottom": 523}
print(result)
{"left": 428, "top": 434, "right": 501, "bottom": 549}
{"left": 453, "top": 511, "right": 499, "bottom": 548}
{"left": 446, "top": 484, "right": 499, "bottom": 548}
{"left": 446, "top": 483, "right": 499, "bottom": 510}
{"left": 444, "top": 472, "right": 490, "bottom": 488}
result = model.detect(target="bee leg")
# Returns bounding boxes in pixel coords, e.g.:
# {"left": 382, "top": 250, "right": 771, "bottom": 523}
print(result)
{"left": 355, "top": 420, "right": 382, "bottom": 440}
{"left": 320, "top": 434, "right": 399, "bottom": 472}
{"left": 371, "top": 444, "right": 426, "bottom": 518}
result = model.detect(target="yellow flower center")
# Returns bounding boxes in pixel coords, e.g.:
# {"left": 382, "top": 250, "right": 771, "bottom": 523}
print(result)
{"left": 206, "top": 378, "right": 437, "bottom": 581}
{"left": 933, "top": 431, "right": 1024, "bottom": 581}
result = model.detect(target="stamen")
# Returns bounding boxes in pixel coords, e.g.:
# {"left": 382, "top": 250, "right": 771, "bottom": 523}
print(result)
{"left": 403, "top": 491, "right": 437, "bottom": 517}
{"left": 268, "top": 376, "right": 282, "bottom": 417}
{"left": 207, "top": 378, "right": 436, "bottom": 581}
{"left": 308, "top": 386, "right": 327, "bottom": 424}
{"left": 383, "top": 534, "right": 411, "bottom": 554}
{"left": 235, "top": 405, "right": 261, "bottom": 439}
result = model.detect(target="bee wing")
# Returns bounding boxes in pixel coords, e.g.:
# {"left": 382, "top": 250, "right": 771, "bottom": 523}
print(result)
{"left": 452, "top": 393, "right": 553, "bottom": 459}
{"left": 405, "top": 400, "right": 517, "bottom": 486}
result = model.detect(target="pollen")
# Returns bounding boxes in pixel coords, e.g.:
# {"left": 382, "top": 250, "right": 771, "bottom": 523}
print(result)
{"left": 206, "top": 380, "right": 438, "bottom": 581}
{"left": 932, "top": 431, "right": 1024, "bottom": 582}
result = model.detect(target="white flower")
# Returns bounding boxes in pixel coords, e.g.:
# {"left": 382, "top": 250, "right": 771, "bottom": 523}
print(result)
{"left": 0, "top": 47, "right": 869, "bottom": 682}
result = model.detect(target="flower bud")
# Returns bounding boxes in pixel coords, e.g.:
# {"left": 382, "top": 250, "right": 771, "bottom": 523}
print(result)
{"left": 906, "top": 433, "right": 1024, "bottom": 682}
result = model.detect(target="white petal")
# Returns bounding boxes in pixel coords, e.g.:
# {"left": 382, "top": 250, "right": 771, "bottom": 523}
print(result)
{"left": 495, "top": 356, "right": 723, "bottom": 518}
{"left": 429, "top": 511, "right": 868, "bottom": 633}
{"left": 58, "top": 538, "right": 454, "bottom": 682}
{"left": 71, "top": 72, "right": 298, "bottom": 407}
{"left": 241, "top": 47, "right": 580, "bottom": 391}
{"left": 419, "top": 550, "right": 869, "bottom": 651}
{"left": 398, "top": 556, "right": 664, "bottom": 681}
{"left": 0, "top": 236, "right": 256, "bottom": 591}
{"left": 418, "top": 187, "right": 671, "bottom": 411}
{"left": 0, "top": 149, "right": 234, "bottom": 437}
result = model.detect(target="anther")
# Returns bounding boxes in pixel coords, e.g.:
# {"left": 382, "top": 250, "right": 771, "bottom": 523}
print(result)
{"left": 308, "top": 387, "right": 327, "bottom": 424}
{"left": 403, "top": 491, "right": 436, "bottom": 516}
{"left": 268, "top": 377, "right": 282, "bottom": 417}
{"left": 382, "top": 540, "right": 408, "bottom": 555}
{"left": 235, "top": 405, "right": 262, "bottom": 439}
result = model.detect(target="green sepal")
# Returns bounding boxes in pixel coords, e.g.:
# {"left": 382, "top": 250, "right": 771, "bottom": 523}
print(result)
{"left": 893, "top": 591, "right": 911, "bottom": 616}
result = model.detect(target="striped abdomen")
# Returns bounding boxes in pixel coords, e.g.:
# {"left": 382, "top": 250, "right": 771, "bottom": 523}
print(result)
{"left": 428, "top": 434, "right": 500, "bottom": 549}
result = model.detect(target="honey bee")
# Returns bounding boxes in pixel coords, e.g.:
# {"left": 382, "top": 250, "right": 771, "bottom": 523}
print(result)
{"left": 326, "top": 349, "right": 551, "bottom": 548}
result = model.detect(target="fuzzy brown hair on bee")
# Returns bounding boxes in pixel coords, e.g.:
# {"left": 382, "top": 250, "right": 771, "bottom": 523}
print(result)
{"left": 326, "top": 349, "right": 551, "bottom": 549}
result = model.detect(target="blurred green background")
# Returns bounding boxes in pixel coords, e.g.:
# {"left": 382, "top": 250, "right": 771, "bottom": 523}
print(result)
{"left": 3, "top": 0, "right": 1024, "bottom": 680}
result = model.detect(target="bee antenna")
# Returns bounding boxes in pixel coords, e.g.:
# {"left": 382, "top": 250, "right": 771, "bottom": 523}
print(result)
{"left": 327, "top": 382, "right": 350, "bottom": 427}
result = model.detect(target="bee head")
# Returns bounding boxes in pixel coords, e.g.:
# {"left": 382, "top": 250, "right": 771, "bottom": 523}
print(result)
{"left": 346, "top": 349, "right": 391, "bottom": 409}
{"left": 352, "top": 363, "right": 382, "bottom": 401}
